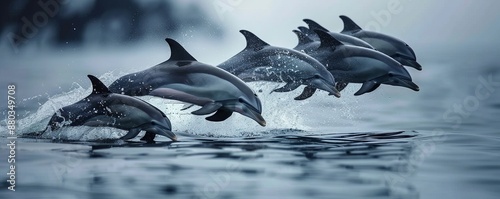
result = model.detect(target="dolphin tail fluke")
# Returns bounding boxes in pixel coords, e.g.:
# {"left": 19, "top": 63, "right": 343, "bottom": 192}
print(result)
{"left": 206, "top": 108, "right": 233, "bottom": 122}
{"left": 340, "top": 15, "right": 362, "bottom": 33}
{"left": 294, "top": 86, "right": 317, "bottom": 100}
{"left": 191, "top": 102, "right": 223, "bottom": 115}
{"left": 303, "top": 19, "right": 330, "bottom": 32}
{"left": 354, "top": 81, "right": 380, "bottom": 96}
{"left": 272, "top": 82, "right": 302, "bottom": 93}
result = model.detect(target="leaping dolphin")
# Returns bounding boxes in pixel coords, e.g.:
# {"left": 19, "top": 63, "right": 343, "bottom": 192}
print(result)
{"left": 339, "top": 15, "right": 422, "bottom": 71}
{"left": 302, "top": 19, "right": 375, "bottom": 49}
{"left": 217, "top": 30, "right": 340, "bottom": 100}
{"left": 29, "top": 75, "right": 176, "bottom": 142}
{"left": 109, "top": 38, "right": 266, "bottom": 127}
{"left": 294, "top": 30, "right": 419, "bottom": 96}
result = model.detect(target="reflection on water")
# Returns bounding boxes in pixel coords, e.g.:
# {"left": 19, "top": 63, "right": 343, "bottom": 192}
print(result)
{"left": 1, "top": 131, "right": 422, "bottom": 199}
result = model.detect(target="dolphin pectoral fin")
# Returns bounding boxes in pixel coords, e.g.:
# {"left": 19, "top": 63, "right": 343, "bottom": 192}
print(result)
{"left": 367, "top": 83, "right": 381, "bottom": 93}
{"left": 354, "top": 81, "right": 379, "bottom": 96}
{"left": 294, "top": 86, "right": 317, "bottom": 100}
{"left": 140, "top": 132, "right": 156, "bottom": 143}
{"left": 335, "top": 82, "right": 349, "bottom": 92}
{"left": 272, "top": 82, "right": 302, "bottom": 93}
{"left": 206, "top": 109, "right": 233, "bottom": 122}
{"left": 191, "top": 102, "right": 223, "bottom": 115}
{"left": 181, "top": 103, "right": 195, "bottom": 111}
{"left": 120, "top": 128, "right": 142, "bottom": 140}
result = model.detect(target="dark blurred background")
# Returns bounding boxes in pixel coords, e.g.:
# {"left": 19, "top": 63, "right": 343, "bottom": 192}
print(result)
{"left": 0, "top": 0, "right": 223, "bottom": 48}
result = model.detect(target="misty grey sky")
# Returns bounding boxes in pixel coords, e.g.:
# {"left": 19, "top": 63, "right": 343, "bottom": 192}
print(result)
{"left": 185, "top": 0, "right": 500, "bottom": 63}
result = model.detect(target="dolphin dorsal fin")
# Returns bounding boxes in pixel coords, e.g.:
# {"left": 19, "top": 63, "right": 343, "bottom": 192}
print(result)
{"left": 292, "top": 30, "right": 313, "bottom": 46}
{"left": 165, "top": 38, "right": 197, "bottom": 61}
{"left": 240, "top": 30, "right": 269, "bottom": 51}
{"left": 303, "top": 19, "right": 329, "bottom": 32}
{"left": 314, "top": 30, "right": 343, "bottom": 49}
{"left": 339, "top": 15, "right": 362, "bottom": 33}
{"left": 87, "top": 75, "right": 111, "bottom": 95}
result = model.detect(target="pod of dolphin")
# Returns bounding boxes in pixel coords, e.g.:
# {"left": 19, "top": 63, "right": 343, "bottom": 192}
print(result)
{"left": 31, "top": 16, "right": 421, "bottom": 142}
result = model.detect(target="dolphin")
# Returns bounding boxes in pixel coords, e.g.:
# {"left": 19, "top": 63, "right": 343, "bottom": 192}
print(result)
{"left": 302, "top": 19, "right": 375, "bottom": 49}
{"left": 294, "top": 30, "right": 419, "bottom": 96}
{"left": 297, "top": 26, "right": 320, "bottom": 41}
{"left": 339, "top": 15, "right": 422, "bottom": 71}
{"left": 30, "top": 75, "right": 176, "bottom": 142}
{"left": 217, "top": 30, "right": 340, "bottom": 100}
{"left": 109, "top": 38, "right": 266, "bottom": 127}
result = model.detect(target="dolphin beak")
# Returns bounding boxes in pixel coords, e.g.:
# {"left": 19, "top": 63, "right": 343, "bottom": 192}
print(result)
{"left": 310, "top": 78, "right": 341, "bottom": 98}
{"left": 238, "top": 107, "right": 266, "bottom": 127}
{"left": 399, "top": 79, "right": 420, "bottom": 91}
{"left": 156, "top": 123, "right": 177, "bottom": 141}
{"left": 250, "top": 111, "right": 267, "bottom": 127}
{"left": 396, "top": 57, "right": 422, "bottom": 71}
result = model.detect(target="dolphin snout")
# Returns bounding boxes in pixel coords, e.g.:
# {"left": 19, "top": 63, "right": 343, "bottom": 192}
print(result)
{"left": 400, "top": 79, "right": 420, "bottom": 91}
{"left": 154, "top": 122, "right": 177, "bottom": 141}
{"left": 395, "top": 57, "right": 422, "bottom": 71}
{"left": 158, "top": 130, "right": 177, "bottom": 141}
{"left": 249, "top": 110, "right": 267, "bottom": 127}
{"left": 309, "top": 78, "right": 341, "bottom": 98}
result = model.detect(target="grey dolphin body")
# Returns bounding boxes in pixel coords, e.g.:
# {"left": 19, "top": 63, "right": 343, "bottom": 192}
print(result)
{"left": 32, "top": 75, "right": 176, "bottom": 142}
{"left": 339, "top": 15, "right": 422, "bottom": 71}
{"left": 300, "top": 19, "right": 375, "bottom": 49}
{"left": 294, "top": 30, "right": 419, "bottom": 96}
{"left": 109, "top": 38, "right": 266, "bottom": 128}
{"left": 217, "top": 30, "right": 340, "bottom": 100}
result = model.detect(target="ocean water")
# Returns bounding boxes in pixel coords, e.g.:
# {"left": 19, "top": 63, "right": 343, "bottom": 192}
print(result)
{"left": 0, "top": 46, "right": 499, "bottom": 199}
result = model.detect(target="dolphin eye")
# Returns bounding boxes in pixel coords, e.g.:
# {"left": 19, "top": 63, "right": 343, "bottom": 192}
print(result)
{"left": 388, "top": 73, "right": 394, "bottom": 77}
{"left": 314, "top": 74, "right": 321, "bottom": 79}
{"left": 239, "top": 98, "right": 245, "bottom": 103}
